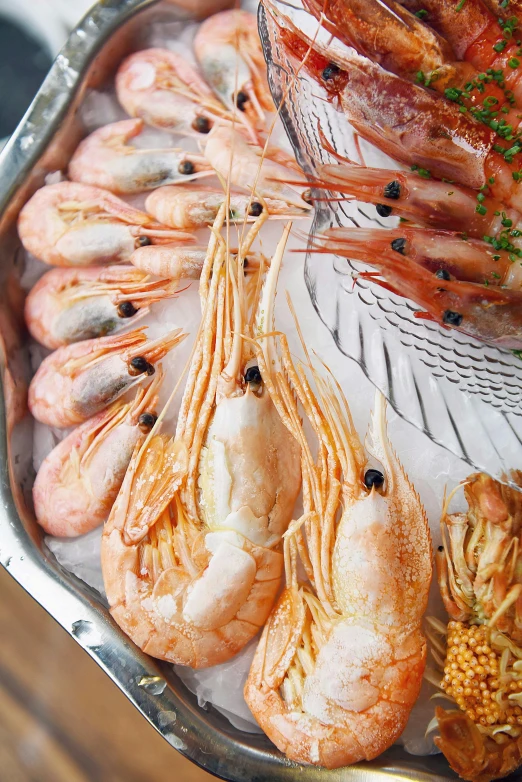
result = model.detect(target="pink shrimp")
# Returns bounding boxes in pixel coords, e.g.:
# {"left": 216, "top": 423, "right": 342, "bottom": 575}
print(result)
{"left": 18, "top": 182, "right": 193, "bottom": 267}
{"left": 311, "top": 228, "right": 522, "bottom": 348}
{"left": 131, "top": 243, "right": 266, "bottom": 279}
{"left": 24, "top": 265, "right": 181, "bottom": 349}
{"left": 33, "top": 372, "right": 162, "bottom": 537}
{"left": 115, "top": 48, "right": 231, "bottom": 137}
{"left": 68, "top": 119, "right": 213, "bottom": 194}
{"left": 28, "top": 326, "right": 186, "bottom": 428}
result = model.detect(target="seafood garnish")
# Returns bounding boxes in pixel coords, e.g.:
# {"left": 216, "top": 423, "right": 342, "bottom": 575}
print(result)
{"left": 430, "top": 473, "right": 522, "bottom": 782}
{"left": 145, "top": 183, "right": 307, "bottom": 229}
{"left": 28, "top": 326, "right": 186, "bottom": 428}
{"left": 244, "top": 328, "right": 432, "bottom": 767}
{"left": 68, "top": 119, "right": 213, "bottom": 194}
{"left": 115, "top": 48, "right": 233, "bottom": 137}
{"left": 18, "top": 181, "right": 193, "bottom": 267}
{"left": 194, "top": 10, "right": 274, "bottom": 129}
{"left": 33, "top": 372, "right": 162, "bottom": 537}
{"left": 25, "top": 265, "right": 181, "bottom": 349}
{"left": 101, "top": 209, "right": 301, "bottom": 667}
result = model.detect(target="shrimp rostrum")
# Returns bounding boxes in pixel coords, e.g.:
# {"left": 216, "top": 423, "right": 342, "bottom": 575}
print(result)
{"left": 429, "top": 473, "right": 522, "bottom": 782}
{"left": 101, "top": 210, "right": 301, "bottom": 668}
{"left": 244, "top": 334, "right": 432, "bottom": 767}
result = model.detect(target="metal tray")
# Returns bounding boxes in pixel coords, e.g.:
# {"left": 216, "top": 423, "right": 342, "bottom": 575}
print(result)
{"left": 0, "top": 1, "right": 482, "bottom": 779}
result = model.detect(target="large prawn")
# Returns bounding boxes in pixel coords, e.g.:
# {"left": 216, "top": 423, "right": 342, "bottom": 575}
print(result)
{"left": 101, "top": 210, "right": 302, "bottom": 667}
{"left": 244, "top": 333, "right": 432, "bottom": 767}
{"left": 428, "top": 472, "right": 522, "bottom": 782}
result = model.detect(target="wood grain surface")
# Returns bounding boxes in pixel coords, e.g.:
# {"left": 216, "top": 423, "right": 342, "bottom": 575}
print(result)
{"left": 0, "top": 566, "right": 214, "bottom": 782}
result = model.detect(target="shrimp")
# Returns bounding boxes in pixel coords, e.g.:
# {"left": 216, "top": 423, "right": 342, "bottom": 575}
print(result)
{"left": 101, "top": 211, "right": 302, "bottom": 668}
{"left": 145, "top": 183, "right": 307, "bottom": 230}
{"left": 28, "top": 326, "right": 186, "bottom": 428}
{"left": 33, "top": 372, "right": 162, "bottom": 537}
{"left": 131, "top": 242, "right": 266, "bottom": 279}
{"left": 204, "top": 125, "right": 312, "bottom": 212}
{"left": 314, "top": 225, "right": 522, "bottom": 289}
{"left": 115, "top": 49, "right": 231, "bottom": 137}
{"left": 68, "top": 119, "right": 213, "bottom": 194}
{"left": 193, "top": 10, "right": 274, "bottom": 126}
{"left": 428, "top": 473, "right": 522, "bottom": 782}
{"left": 270, "top": 5, "right": 522, "bottom": 207}
{"left": 311, "top": 228, "right": 522, "bottom": 348}
{"left": 18, "top": 182, "right": 193, "bottom": 267}
{"left": 24, "top": 265, "right": 181, "bottom": 349}
{"left": 244, "top": 336, "right": 431, "bottom": 767}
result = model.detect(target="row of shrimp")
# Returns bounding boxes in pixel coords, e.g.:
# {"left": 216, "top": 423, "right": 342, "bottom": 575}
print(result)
{"left": 264, "top": 0, "right": 522, "bottom": 351}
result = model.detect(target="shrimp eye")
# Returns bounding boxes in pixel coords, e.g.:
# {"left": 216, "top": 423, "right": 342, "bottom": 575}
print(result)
{"left": 179, "top": 160, "right": 195, "bottom": 175}
{"left": 438, "top": 545, "right": 444, "bottom": 552}
{"left": 129, "top": 356, "right": 154, "bottom": 376}
{"left": 435, "top": 268, "right": 451, "bottom": 281}
{"left": 236, "top": 91, "right": 249, "bottom": 110}
{"left": 243, "top": 257, "right": 249, "bottom": 269}
{"left": 383, "top": 180, "right": 401, "bottom": 200}
{"left": 137, "top": 236, "right": 151, "bottom": 247}
{"left": 376, "top": 204, "right": 392, "bottom": 217}
{"left": 193, "top": 116, "right": 211, "bottom": 134}
{"left": 249, "top": 201, "right": 263, "bottom": 217}
{"left": 302, "top": 189, "right": 313, "bottom": 204}
{"left": 443, "top": 310, "right": 463, "bottom": 326}
{"left": 322, "top": 63, "right": 340, "bottom": 82}
{"left": 364, "top": 469, "right": 385, "bottom": 490}
{"left": 391, "top": 237, "right": 407, "bottom": 254}
{"left": 138, "top": 412, "right": 157, "bottom": 432}
{"left": 245, "top": 365, "right": 262, "bottom": 385}
{"left": 117, "top": 301, "right": 138, "bottom": 318}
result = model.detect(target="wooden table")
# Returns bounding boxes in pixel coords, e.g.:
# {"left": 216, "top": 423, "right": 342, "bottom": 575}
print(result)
{"left": 0, "top": 566, "right": 214, "bottom": 782}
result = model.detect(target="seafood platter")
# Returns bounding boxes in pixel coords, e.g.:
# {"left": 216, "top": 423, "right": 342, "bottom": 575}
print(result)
{"left": 3, "top": 0, "right": 522, "bottom": 780}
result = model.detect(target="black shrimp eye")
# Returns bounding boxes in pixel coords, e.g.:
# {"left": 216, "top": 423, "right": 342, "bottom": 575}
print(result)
{"left": 129, "top": 356, "right": 150, "bottom": 375}
{"left": 178, "top": 160, "right": 195, "bottom": 175}
{"left": 443, "top": 310, "right": 463, "bottom": 326}
{"left": 364, "top": 469, "right": 385, "bottom": 490}
{"left": 435, "top": 268, "right": 451, "bottom": 281}
{"left": 243, "top": 257, "right": 249, "bottom": 269}
{"left": 192, "top": 116, "right": 211, "bottom": 133}
{"left": 137, "top": 236, "right": 151, "bottom": 247}
{"left": 236, "top": 90, "right": 249, "bottom": 110}
{"left": 249, "top": 201, "right": 263, "bottom": 217}
{"left": 117, "top": 301, "right": 138, "bottom": 318}
{"left": 138, "top": 412, "right": 157, "bottom": 432}
{"left": 322, "top": 63, "right": 340, "bottom": 81}
{"left": 376, "top": 203, "right": 393, "bottom": 218}
{"left": 391, "top": 237, "right": 407, "bottom": 254}
{"left": 302, "top": 189, "right": 313, "bottom": 204}
{"left": 245, "top": 365, "right": 262, "bottom": 385}
{"left": 383, "top": 180, "right": 401, "bottom": 200}
{"left": 438, "top": 545, "right": 444, "bottom": 552}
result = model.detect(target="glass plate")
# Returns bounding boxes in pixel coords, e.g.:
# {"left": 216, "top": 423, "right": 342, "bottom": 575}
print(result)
{"left": 259, "top": 0, "right": 522, "bottom": 486}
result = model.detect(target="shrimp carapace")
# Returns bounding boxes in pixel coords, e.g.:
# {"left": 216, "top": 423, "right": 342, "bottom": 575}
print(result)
{"left": 101, "top": 211, "right": 301, "bottom": 668}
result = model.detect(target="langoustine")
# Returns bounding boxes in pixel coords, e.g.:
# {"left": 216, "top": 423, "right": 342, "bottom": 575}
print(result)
{"left": 244, "top": 335, "right": 432, "bottom": 767}
{"left": 18, "top": 181, "right": 192, "bottom": 267}
{"left": 101, "top": 209, "right": 302, "bottom": 667}
{"left": 428, "top": 473, "right": 522, "bottom": 782}
{"left": 33, "top": 371, "right": 162, "bottom": 537}
{"left": 28, "top": 326, "right": 185, "bottom": 428}
{"left": 68, "top": 119, "right": 213, "bottom": 194}
{"left": 25, "top": 265, "right": 181, "bottom": 349}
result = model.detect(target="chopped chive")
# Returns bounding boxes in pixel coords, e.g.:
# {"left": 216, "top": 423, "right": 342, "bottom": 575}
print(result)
{"left": 509, "top": 57, "right": 520, "bottom": 68}
{"left": 476, "top": 204, "right": 488, "bottom": 215}
{"left": 415, "top": 9, "right": 428, "bottom": 18}
{"left": 493, "top": 40, "right": 508, "bottom": 53}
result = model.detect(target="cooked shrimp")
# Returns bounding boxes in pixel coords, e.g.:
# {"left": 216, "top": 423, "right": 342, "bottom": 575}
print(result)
{"left": 428, "top": 473, "right": 522, "bottom": 782}
{"left": 18, "top": 182, "right": 193, "bottom": 267}
{"left": 270, "top": 5, "right": 522, "bottom": 205}
{"left": 101, "top": 211, "right": 301, "bottom": 668}
{"left": 314, "top": 225, "right": 522, "bottom": 289}
{"left": 115, "top": 48, "right": 231, "bottom": 137}
{"left": 244, "top": 337, "right": 431, "bottom": 767}
{"left": 28, "top": 326, "right": 186, "bottom": 428}
{"left": 68, "top": 119, "right": 213, "bottom": 194}
{"left": 33, "top": 372, "right": 162, "bottom": 537}
{"left": 193, "top": 10, "right": 274, "bottom": 126}
{"left": 145, "top": 183, "right": 307, "bottom": 230}
{"left": 311, "top": 228, "right": 522, "bottom": 348}
{"left": 131, "top": 242, "right": 266, "bottom": 279}
{"left": 204, "top": 125, "right": 312, "bottom": 212}
{"left": 24, "top": 265, "right": 180, "bottom": 349}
